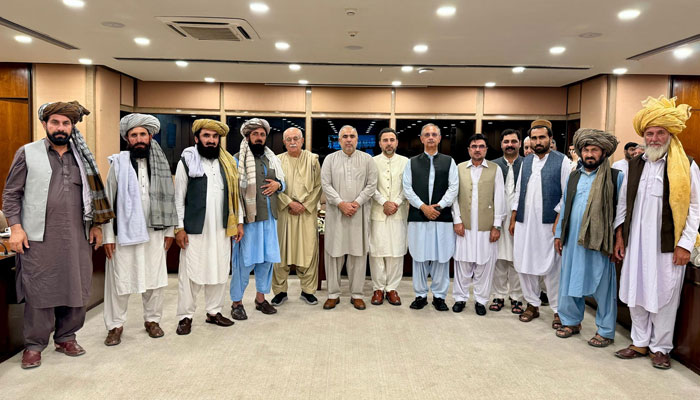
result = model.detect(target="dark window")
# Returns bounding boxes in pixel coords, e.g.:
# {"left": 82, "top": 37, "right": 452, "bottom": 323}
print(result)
{"left": 395, "top": 119, "right": 476, "bottom": 163}
{"left": 225, "top": 116, "right": 305, "bottom": 157}
{"left": 481, "top": 119, "right": 568, "bottom": 159}
{"left": 311, "top": 118, "right": 390, "bottom": 164}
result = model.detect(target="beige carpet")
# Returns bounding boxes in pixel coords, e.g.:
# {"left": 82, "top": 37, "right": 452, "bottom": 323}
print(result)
{"left": 1, "top": 275, "right": 699, "bottom": 399}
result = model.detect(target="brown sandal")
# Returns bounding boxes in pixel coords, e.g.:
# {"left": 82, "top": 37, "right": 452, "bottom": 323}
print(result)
{"left": 519, "top": 303, "right": 540, "bottom": 322}
{"left": 555, "top": 324, "right": 581, "bottom": 338}
{"left": 588, "top": 333, "right": 614, "bottom": 348}
{"left": 552, "top": 313, "right": 562, "bottom": 330}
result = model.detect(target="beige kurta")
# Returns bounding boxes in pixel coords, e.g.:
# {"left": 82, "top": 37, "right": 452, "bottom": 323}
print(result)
{"left": 369, "top": 153, "right": 409, "bottom": 257}
{"left": 321, "top": 150, "right": 378, "bottom": 257}
{"left": 277, "top": 150, "right": 322, "bottom": 267}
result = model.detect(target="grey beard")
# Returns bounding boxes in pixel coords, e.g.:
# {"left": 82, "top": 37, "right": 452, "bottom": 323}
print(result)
{"left": 645, "top": 140, "right": 670, "bottom": 162}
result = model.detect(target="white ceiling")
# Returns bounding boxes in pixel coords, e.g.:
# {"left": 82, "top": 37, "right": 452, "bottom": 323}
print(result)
{"left": 1, "top": 0, "right": 699, "bottom": 87}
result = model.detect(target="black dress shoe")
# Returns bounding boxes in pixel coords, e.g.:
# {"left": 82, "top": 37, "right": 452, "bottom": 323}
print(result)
{"left": 432, "top": 297, "right": 449, "bottom": 311}
{"left": 409, "top": 296, "right": 428, "bottom": 309}
{"left": 176, "top": 318, "right": 192, "bottom": 335}
{"left": 452, "top": 301, "right": 466, "bottom": 313}
{"left": 231, "top": 304, "right": 248, "bottom": 320}
{"left": 206, "top": 313, "right": 234, "bottom": 327}
{"left": 475, "top": 302, "right": 487, "bottom": 316}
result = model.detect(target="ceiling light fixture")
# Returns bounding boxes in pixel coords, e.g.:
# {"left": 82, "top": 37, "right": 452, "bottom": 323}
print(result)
{"left": 549, "top": 46, "right": 566, "bottom": 55}
{"left": 14, "top": 35, "right": 32, "bottom": 43}
{"left": 401, "top": 66, "right": 414, "bottom": 72}
{"left": 289, "top": 64, "right": 301, "bottom": 71}
{"left": 485, "top": 82, "right": 496, "bottom": 87}
{"left": 612, "top": 67, "right": 628, "bottom": 75}
{"left": 417, "top": 67, "right": 434, "bottom": 74}
{"left": 204, "top": 77, "right": 216, "bottom": 83}
{"left": 78, "top": 58, "right": 92, "bottom": 65}
{"left": 392, "top": 81, "right": 402, "bottom": 86}
{"left": 673, "top": 47, "right": 693, "bottom": 59}
{"left": 250, "top": 2, "right": 269, "bottom": 13}
{"left": 175, "top": 60, "right": 188, "bottom": 67}
{"left": 436, "top": 6, "right": 456, "bottom": 17}
{"left": 298, "top": 79, "right": 308, "bottom": 85}
{"left": 275, "top": 41, "right": 290, "bottom": 50}
{"left": 63, "top": 0, "right": 85, "bottom": 8}
{"left": 512, "top": 66, "right": 525, "bottom": 73}
{"left": 618, "top": 9, "right": 641, "bottom": 20}
{"left": 413, "top": 44, "right": 428, "bottom": 53}
{"left": 134, "top": 37, "right": 150, "bottom": 46}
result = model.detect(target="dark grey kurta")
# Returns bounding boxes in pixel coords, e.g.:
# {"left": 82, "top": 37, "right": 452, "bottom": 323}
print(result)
{"left": 2, "top": 140, "right": 92, "bottom": 308}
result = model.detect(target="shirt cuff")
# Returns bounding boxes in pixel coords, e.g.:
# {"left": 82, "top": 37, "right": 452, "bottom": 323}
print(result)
{"left": 7, "top": 215, "right": 21, "bottom": 226}
{"left": 677, "top": 236, "right": 694, "bottom": 252}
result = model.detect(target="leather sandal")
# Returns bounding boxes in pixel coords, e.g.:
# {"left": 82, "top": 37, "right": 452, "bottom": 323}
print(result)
{"left": 555, "top": 324, "right": 581, "bottom": 338}
{"left": 519, "top": 303, "right": 540, "bottom": 322}
{"left": 588, "top": 333, "right": 614, "bottom": 348}
{"left": 489, "top": 298, "right": 504, "bottom": 312}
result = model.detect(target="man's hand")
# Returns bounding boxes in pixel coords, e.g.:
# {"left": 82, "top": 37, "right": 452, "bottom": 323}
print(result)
{"left": 554, "top": 238, "right": 563, "bottom": 256}
{"left": 164, "top": 237, "right": 174, "bottom": 252}
{"left": 104, "top": 243, "right": 115, "bottom": 259}
{"left": 383, "top": 201, "right": 398, "bottom": 216}
{"left": 176, "top": 230, "right": 189, "bottom": 249}
{"left": 490, "top": 227, "right": 501, "bottom": 243}
{"left": 552, "top": 214, "right": 560, "bottom": 236}
{"left": 509, "top": 211, "right": 517, "bottom": 236}
{"left": 338, "top": 201, "right": 359, "bottom": 217}
{"left": 288, "top": 201, "right": 306, "bottom": 215}
{"left": 453, "top": 223, "right": 465, "bottom": 237}
{"left": 261, "top": 179, "right": 281, "bottom": 196}
{"left": 612, "top": 227, "right": 625, "bottom": 262}
{"left": 673, "top": 246, "right": 691, "bottom": 266}
{"left": 8, "top": 224, "right": 29, "bottom": 254}
{"left": 89, "top": 226, "right": 103, "bottom": 250}
{"left": 420, "top": 204, "right": 441, "bottom": 220}
{"left": 234, "top": 224, "right": 245, "bottom": 243}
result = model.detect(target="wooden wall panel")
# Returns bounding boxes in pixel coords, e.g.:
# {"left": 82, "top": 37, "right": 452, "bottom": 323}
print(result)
{"left": 0, "top": 64, "right": 29, "bottom": 98}
{"left": 0, "top": 100, "right": 30, "bottom": 209}
{"left": 395, "top": 87, "right": 477, "bottom": 114}
{"left": 567, "top": 84, "right": 581, "bottom": 114}
{"left": 673, "top": 76, "right": 700, "bottom": 160}
{"left": 136, "top": 81, "right": 220, "bottom": 110}
{"left": 224, "top": 84, "right": 305, "bottom": 112}
{"left": 120, "top": 75, "right": 134, "bottom": 107}
{"left": 96, "top": 67, "right": 121, "bottom": 179}
{"left": 311, "top": 87, "right": 391, "bottom": 113}
{"left": 483, "top": 87, "right": 567, "bottom": 115}
{"left": 34, "top": 64, "right": 87, "bottom": 140}
{"left": 580, "top": 76, "right": 607, "bottom": 131}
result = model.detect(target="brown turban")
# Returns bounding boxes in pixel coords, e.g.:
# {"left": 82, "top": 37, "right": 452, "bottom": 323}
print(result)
{"left": 39, "top": 101, "right": 90, "bottom": 124}
{"left": 572, "top": 128, "right": 619, "bottom": 158}
{"left": 192, "top": 119, "right": 229, "bottom": 137}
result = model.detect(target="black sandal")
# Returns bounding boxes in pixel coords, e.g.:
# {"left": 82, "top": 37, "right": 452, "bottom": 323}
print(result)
{"left": 489, "top": 298, "right": 504, "bottom": 312}
{"left": 511, "top": 299, "right": 524, "bottom": 314}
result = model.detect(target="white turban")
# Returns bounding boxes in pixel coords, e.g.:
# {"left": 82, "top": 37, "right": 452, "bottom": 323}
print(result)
{"left": 240, "top": 118, "right": 270, "bottom": 137}
{"left": 120, "top": 113, "right": 161, "bottom": 140}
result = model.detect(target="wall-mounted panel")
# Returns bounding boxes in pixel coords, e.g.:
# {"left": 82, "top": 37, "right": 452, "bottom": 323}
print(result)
{"left": 672, "top": 76, "right": 700, "bottom": 161}
{"left": 136, "top": 81, "right": 220, "bottom": 110}
{"left": 224, "top": 84, "right": 305, "bottom": 112}
{"left": 96, "top": 67, "right": 121, "bottom": 178}
{"left": 567, "top": 84, "right": 581, "bottom": 114}
{"left": 395, "top": 87, "right": 477, "bottom": 114}
{"left": 311, "top": 87, "right": 391, "bottom": 114}
{"left": 34, "top": 64, "right": 87, "bottom": 140}
{"left": 483, "top": 87, "right": 567, "bottom": 115}
{"left": 120, "top": 75, "right": 134, "bottom": 107}
{"left": 0, "top": 63, "right": 29, "bottom": 98}
{"left": 580, "top": 76, "right": 607, "bottom": 131}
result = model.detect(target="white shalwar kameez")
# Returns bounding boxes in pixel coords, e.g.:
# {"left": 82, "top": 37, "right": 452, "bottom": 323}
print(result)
{"left": 614, "top": 154, "right": 700, "bottom": 353}
{"left": 493, "top": 159, "right": 522, "bottom": 302}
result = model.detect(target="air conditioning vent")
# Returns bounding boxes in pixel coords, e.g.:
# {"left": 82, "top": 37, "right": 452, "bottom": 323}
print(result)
{"left": 157, "top": 16, "right": 259, "bottom": 41}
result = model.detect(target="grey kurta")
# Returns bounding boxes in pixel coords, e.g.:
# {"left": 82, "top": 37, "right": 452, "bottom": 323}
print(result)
{"left": 321, "top": 150, "right": 378, "bottom": 257}
{"left": 2, "top": 140, "right": 92, "bottom": 308}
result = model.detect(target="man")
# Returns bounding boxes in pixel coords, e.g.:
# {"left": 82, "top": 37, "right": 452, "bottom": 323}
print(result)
{"left": 611, "top": 141, "right": 639, "bottom": 177}
{"left": 613, "top": 95, "right": 700, "bottom": 369}
{"left": 321, "top": 125, "right": 378, "bottom": 310}
{"left": 174, "top": 119, "right": 242, "bottom": 335}
{"left": 554, "top": 128, "right": 622, "bottom": 348}
{"left": 633, "top": 145, "right": 645, "bottom": 157}
{"left": 403, "top": 123, "right": 458, "bottom": 311}
{"left": 490, "top": 129, "right": 524, "bottom": 314}
{"left": 230, "top": 118, "right": 285, "bottom": 319}
{"left": 452, "top": 134, "right": 505, "bottom": 315}
{"left": 102, "top": 114, "right": 178, "bottom": 346}
{"left": 271, "top": 128, "right": 322, "bottom": 306}
{"left": 369, "top": 128, "right": 409, "bottom": 306}
{"left": 509, "top": 119, "right": 570, "bottom": 328}
{"left": 523, "top": 136, "right": 533, "bottom": 156}
{"left": 3, "top": 101, "right": 113, "bottom": 369}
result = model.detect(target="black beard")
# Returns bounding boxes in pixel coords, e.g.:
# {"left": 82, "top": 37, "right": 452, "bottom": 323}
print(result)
{"left": 534, "top": 144, "right": 549, "bottom": 155}
{"left": 583, "top": 157, "right": 604, "bottom": 170}
{"left": 250, "top": 143, "right": 265, "bottom": 157}
{"left": 197, "top": 141, "right": 220, "bottom": 159}
{"left": 129, "top": 143, "right": 150, "bottom": 159}
{"left": 47, "top": 131, "right": 70, "bottom": 146}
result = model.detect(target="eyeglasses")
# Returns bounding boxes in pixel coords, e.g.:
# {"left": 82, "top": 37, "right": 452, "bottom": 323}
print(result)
{"left": 284, "top": 137, "right": 302, "bottom": 142}
{"left": 469, "top": 144, "right": 487, "bottom": 150}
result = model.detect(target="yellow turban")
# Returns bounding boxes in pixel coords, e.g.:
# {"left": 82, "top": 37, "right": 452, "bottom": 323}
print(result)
{"left": 633, "top": 95, "right": 696, "bottom": 248}
{"left": 192, "top": 119, "right": 229, "bottom": 137}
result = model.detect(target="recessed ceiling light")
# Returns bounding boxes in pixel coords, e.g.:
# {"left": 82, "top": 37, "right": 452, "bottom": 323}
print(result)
{"left": 289, "top": 64, "right": 301, "bottom": 71}
{"left": 175, "top": 60, "right": 188, "bottom": 67}
{"left": 673, "top": 47, "right": 693, "bottom": 59}
{"left": 401, "top": 66, "right": 414, "bottom": 72}
{"left": 204, "top": 77, "right": 216, "bottom": 83}
{"left": 298, "top": 79, "right": 308, "bottom": 85}
{"left": 549, "top": 46, "right": 566, "bottom": 55}
{"left": 14, "top": 35, "right": 32, "bottom": 43}
{"left": 78, "top": 58, "right": 92, "bottom": 65}
{"left": 485, "top": 82, "right": 496, "bottom": 87}
{"left": 275, "top": 41, "right": 290, "bottom": 50}
{"left": 612, "top": 67, "right": 628, "bottom": 75}
{"left": 134, "top": 37, "right": 150, "bottom": 46}
{"left": 512, "top": 66, "right": 525, "bottom": 73}
{"left": 63, "top": 0, "right": 85, "bottom": 8}
{"left": 413, "top": 44, "right": 428, "bottom": 53}
{"left": 436, "top": 6, "right": 456, "bottom": 17}
{"left": 618, "top": 9, "right": 641, "bottom": 20}
{"left": 392, "top": 81, "right": 402, "bottom": 86}
{"left": 250, "top": 2, "right": 269, "bottom": 13}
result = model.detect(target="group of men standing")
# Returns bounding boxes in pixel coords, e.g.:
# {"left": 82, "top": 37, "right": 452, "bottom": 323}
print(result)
{"left": 3, "top": 95, "right": 697, "bottom": 371}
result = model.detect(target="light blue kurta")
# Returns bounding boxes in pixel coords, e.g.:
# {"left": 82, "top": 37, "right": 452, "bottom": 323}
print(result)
{"left": 402, "top": 152, "right": 458, "bottom": 263}
{"left": 555, "top": 167, "right": 623, "bottom": 338}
